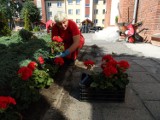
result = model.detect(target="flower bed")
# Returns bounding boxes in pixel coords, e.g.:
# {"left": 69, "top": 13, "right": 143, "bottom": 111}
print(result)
{"left": 80, "top": 54, "right": 130, "bottom": 102}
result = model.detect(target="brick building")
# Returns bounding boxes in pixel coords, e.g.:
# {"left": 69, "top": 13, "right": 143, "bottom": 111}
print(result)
{"left": 105, "top": 0, "right": 160, "bottom": 46}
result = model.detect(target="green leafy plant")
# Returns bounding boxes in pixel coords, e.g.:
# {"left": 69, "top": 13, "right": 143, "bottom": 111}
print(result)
{"left": 17, "top": 56, "right": 54, "bottom": 89}
{"left": 48, "top": 36, "right": 64, "bottom": 58}
{"left": 83, "top": 54, "right": 130, "bottom": 90}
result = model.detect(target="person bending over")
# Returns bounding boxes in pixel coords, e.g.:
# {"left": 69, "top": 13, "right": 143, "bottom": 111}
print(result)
{"left": 51, "top": 12, "right": 85, "bottom": 64}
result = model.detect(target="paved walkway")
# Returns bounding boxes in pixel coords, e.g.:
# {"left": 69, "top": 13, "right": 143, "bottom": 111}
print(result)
{"left": 43, "top": 33, "right": 160, "bottom": 120}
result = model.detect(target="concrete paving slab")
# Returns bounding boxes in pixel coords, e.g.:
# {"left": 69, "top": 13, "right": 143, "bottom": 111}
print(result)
{"left": 102, "top": 107, "right": 154, "bottom": 120}
{"left": 133, "top": 59, "right": 159, "bottom": 67}
{"left": 127, "top": 63, "right": 146, "bottom": 72}
{"left": 129, "top": 71, "right": 158, "bottom": 83}
{"left": 132, "top": 83, "right": 160, "bottom": 100}
{"left": 144, "top": 101, "right": 160, "bottom": 120}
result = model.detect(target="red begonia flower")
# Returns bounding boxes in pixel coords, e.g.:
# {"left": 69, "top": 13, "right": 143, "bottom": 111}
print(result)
{"left": 118, "top": 60, "right": 130, "bottom": 69}
{"left": 103, "top": 65, "right": 118, "bottom": 77}
{"left": 83, "top": 60, "right": 95, "bottom": 67}
{"left": 0, "top": 96, "right": 16, "bottom": 110}
{"left": 102, "top": 54, "right": 113, "bottom": 62}
{"left": 52, "top": 36, "right": 63, "bottom": 42}
{"left": 27, "top": 61, "right": 37, "bottom": 71}
{"left": 18, "top": 67, "right": 33, "bottom": 80}
{"left": 54, "top": 57, "right": 64, "bottom": 66}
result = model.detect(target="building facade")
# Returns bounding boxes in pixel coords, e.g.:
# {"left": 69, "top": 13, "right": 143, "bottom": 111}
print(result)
{"left": 34, "top": 0, "right": 106, "bottom": 27}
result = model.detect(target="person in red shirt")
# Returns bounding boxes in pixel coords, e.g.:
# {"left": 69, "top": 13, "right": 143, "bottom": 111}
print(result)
{"left": 46, "top": 20, "right": 55, "bottom": 33}
{"left": 51, "top": 12, "right": 85, "bottom": 64}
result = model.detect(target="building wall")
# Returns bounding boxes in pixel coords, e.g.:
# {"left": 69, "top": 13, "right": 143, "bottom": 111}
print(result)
{"left": 118, "top": 0, "right": 134, "bottom": 23}
{"left": 105, "top": 0, "right": 122, "bottom": 27}
{"left": 66, "top": 0, "right": 84, "bottom": 24}
{"left": 92, "top": 0, "right": 106, "bottom": 27}
{"left": 137, "top": 0, "right": 160, "bottom": 42}
{"left": 34, "top": 0, "right": 107, "bottom": 27}
{"left": 117, "top": 0, "right": 160, "bottom": 42}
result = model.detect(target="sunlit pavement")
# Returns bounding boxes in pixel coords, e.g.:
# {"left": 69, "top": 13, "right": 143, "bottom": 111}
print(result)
{"left": 43, "top": 33, "right": 160, "bottom": 120}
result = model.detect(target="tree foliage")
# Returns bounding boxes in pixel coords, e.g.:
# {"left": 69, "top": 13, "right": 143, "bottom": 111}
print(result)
{"left": 21, "top": 1, "right": 40, "bottom": 24}
{"left": 24, "top": 9, "right": 32, "bottom": 31}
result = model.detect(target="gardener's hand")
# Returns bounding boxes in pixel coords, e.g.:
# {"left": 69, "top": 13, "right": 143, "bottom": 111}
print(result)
{"left": 55, "top": 49, "right": 70, "bottom": 58}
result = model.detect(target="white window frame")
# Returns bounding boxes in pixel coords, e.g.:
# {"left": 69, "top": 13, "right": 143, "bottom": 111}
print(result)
{"left": 94, "top": 9, "right": 98, "bottom": 14}
{"left": 76, "top": 19, "right": 80, "bottom": 23}
{"left": 57, "top": 2, "right": 62, "bottom": 7}
{"left": 76, "top": 0, "right": 80, "bottom": 4}
{"left": 68, "top": 9, "right": 73, "bottom": 14}
{"left": 48, "top": 2, "right": 51, "bottom": 7}
{"left": 76, "top": 9, "right": 80, "bottom": 15}
{"left": 68, "top": 0, "right": 73, "bottom": 4}
{"left": 94, "top": 0, "right": 98, "bottom": 4}
{"left": 94, "top": 19, "right": 98, "bottom": 24}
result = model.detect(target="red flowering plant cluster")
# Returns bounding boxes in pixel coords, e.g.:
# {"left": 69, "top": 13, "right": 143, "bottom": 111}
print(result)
{"left": 0, "top": 96, "right": 20, "bottom": 120}
{"left": 49, "top": 36, "right": 64, "bottom": 58}
{"left": 83, "top": 54, "right": 130, "bottom": 90}
{"left": 0, "top": 96, "right": 16, "bottom": 112}
{"left": 17, "top": 56, "right": 54, "bottom": 89}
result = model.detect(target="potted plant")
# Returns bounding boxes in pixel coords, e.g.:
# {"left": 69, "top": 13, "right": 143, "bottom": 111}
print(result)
{"left": 80, "top": 54, "right": 130, "bottom": 102}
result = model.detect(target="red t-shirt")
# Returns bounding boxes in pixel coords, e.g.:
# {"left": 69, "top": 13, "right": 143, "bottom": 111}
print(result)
{"left": 51, "top": 20, "right": 84, "bottom": 60}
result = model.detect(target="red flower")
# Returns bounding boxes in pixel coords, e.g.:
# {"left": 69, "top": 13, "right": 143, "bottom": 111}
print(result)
{"left": 118, "top": 60, "right": 130, "bottom": 69}
{"left": 103, "top": 65, "right": 118, "bottom": 77}
{"left": 83, "top": 60, "right": 95, "bottom": 67}
{"left": 54, "top": 57, "right": 64, "bottom": 66}
{"left": 52, "top": 36, "right": 63, "bottom": 42}
{"left": 27, "top": 61, "right": 37, "bottom": 71}
{"left": 18, "top": 67, "right": 33, "bottom": 80}
{"left": 102, "top": 54, "right": 113, "bottom": 62}
{"left": 38, "top": 56, "right": 44, "bottom": 64}
{"left": 0, "top": 96, "right": 16, "bottom": 110}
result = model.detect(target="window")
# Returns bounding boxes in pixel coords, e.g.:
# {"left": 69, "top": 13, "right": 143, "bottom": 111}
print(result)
{"left": 48, "top": 12, "right": 52, "bottom": 17}
{"left": 76, "top": 19, "right": 80, "bottom": 23}
{"left": 85, "top": 4, "right": 89, "bottom": 7}
{"left": 76, "top": 0, "right": 80, "bottom": 4}
{"left": 85, "top": 14, "right": 89, "bottom": 17}
{"left": 94, "top": 9, "right": 98, "bottom": 14}
{"left": 103, "top": 9, "right": 105, "bottom": 14}
{"left": 76, "top": 9, "right": 80, "bottom": 15}
{"left": 68, "top": 9, "right": 73, "bottom": 14}
{"left": 94, "top": 0, "right": 98, "bottom": 4}
{"left": 103, "top": 0, "right": 106, "bottom": 4}
{"left": 68, "top": 0, "right": 73, "bottom": 4}
{"left": 102, "top": 19, "right": 105, "bottom": 24}
{"left": 94, "top": 19, "right": 98, "bottom": 24}
{"left": 57, "top": 2, "right": 62, "bottom": 7}
{"left": 48, "top": 2, "right": 51, "bottom": 7}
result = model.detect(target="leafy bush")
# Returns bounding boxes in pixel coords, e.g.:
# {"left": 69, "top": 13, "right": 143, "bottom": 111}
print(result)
{"left": 33, "top": 26, "right": 40, "bottom": 32}
{"left": 18, "top": 29, "right": 33, "bottom": 40}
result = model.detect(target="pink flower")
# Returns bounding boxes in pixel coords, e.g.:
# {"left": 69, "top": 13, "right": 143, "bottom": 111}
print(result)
{"left": 38, "top": 56, "right": 44, "bottom": 64}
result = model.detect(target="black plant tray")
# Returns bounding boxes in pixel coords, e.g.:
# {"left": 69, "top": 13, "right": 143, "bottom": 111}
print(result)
{"left": 80, "top": 85, "right": 125, "bottom": 102}
{"left": 79, "top": 73, "right": 126, "bottom": 102}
